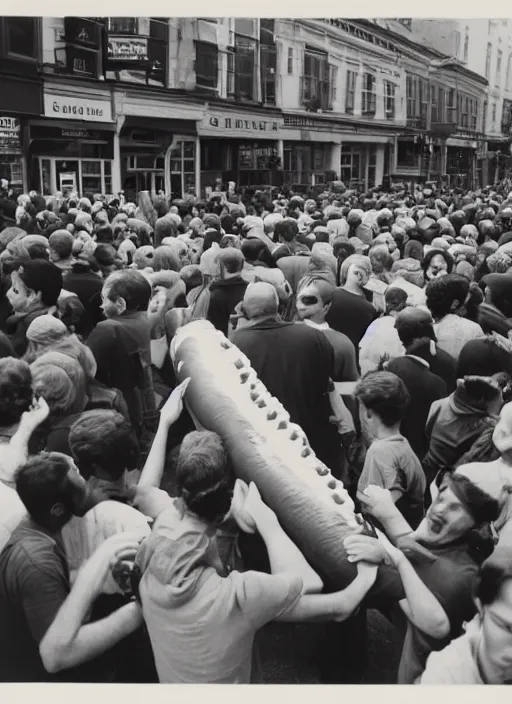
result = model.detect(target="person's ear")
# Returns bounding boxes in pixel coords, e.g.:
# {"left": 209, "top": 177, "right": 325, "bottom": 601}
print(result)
{"left": 324, "top": 301, "right": 332, "bottom": 314}
{"left": 30, "top": 289, "right": 42, "bottom": 305}
{"left": 50, "top": 502, "right": 66, "bottom": 521}
{"left": 116, "top": 297, "right": 127, "bottom": 315}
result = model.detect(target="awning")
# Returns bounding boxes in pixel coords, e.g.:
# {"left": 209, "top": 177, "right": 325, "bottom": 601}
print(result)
{"left": 120, "top": 116, "right": 197, "bottom": 136}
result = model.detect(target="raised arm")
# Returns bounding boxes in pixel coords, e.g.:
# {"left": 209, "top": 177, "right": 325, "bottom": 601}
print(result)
{"left": 137, "top": 378, "right": 190, "bottom": 489}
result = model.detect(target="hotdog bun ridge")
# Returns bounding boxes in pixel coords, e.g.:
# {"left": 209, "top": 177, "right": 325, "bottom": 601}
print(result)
{"left": 171, "top": 320, "right": 362, "bottom": 588}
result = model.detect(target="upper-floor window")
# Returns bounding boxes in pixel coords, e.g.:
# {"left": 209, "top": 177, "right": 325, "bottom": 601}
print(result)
{"left": 496, "top": 50, "right": 503, "bottom": 86}
{"left": 485, "top": 42, "right": 492, "bottom": 79}
{"left": 361, "top": 72, "right": 376, "bottom": 115}
{"left": 469, "top": 98, "right": 478, "bottom": 131}
{"left": 406, "top": 74, "right": 427, "bottom": 120}
{"left": 287, "top": 47, "right": 294, "bottom": 74}
{"left": 4, "top": 17, "right": 38, "bottom": 59}
{"left": 447, "top": 88, "right": 457, "bottom": 123}
{"left": 261, "top": 44, "right": 277, "bottom": 105}
{"left": 195, "top": 41, "right": 218, "bottom": 91}
{"left": 302, "top": 47, "right": 330, "bottom": 110}
{"left": 384, "top": 81, "right": 396, "bottom": 118}
{"left": 463, "top": 30, "right": 469, "bottom": 63}
{"left": 107, "top": 17, "right": 138, "bottom": 34}
{"left": 345, "top": 69, "right": 356, "bottom": 113}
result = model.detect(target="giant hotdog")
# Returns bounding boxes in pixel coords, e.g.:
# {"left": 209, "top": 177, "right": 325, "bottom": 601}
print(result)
{"left": 170, "top": 320, "right": 361, "bottom": 587}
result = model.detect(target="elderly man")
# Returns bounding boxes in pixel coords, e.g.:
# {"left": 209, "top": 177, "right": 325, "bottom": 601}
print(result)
{"left": 230, "top": 282, "right": 341, "bottom": 476}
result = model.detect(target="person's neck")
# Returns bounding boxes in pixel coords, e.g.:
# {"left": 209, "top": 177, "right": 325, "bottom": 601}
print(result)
{"left": 343, "top": 282, "right": 363, "bottom": 296}
{"left": 373, "top": 422, "right": 401, "bottom": 440}
{"left": 475, "top": 635, "right": 497, "bottom": 685}
{"left": 500, "top": 451, "right": 512, "bottom": 467}
{"left": 304, "top": 314, "right": 327, "bottom": 326}
{"left": 222, "top": 271, "right": 242, "bottom": 280}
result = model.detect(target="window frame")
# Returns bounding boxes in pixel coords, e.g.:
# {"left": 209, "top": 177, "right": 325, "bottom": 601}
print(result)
{"left": 2, "top": 16, "right": 40, "bottom": 62}
{"left": 194, "top": 40, "right": 219, "bottom": 92}
{"left": 384, "top": 80, "right": 396, "bottom": 119}
{"left": 361, "top": 72, "right": 376, "bottom": 115}
{"left": 345, "top": 69, "right": 356, "bottom": 114}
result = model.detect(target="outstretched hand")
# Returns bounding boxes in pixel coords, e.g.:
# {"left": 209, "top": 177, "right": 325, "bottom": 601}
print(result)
{"left": 159, "top": 378, "right": 191, "bottom": 428}
{"left": 19, "top": 396, "right": 50, "bottom": 434}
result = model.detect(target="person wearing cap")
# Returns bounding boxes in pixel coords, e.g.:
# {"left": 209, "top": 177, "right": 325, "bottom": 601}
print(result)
{"left": 478, "top": 273, "right": 512, "bottom": 337}
{"left": 231, "top": 282, "right": 341, "bottom": 475}
{"left": 206, "top": 248, "right": 247, "bottom": 338}
{"left": 348, "top": 464, "right": 500, "bottom": 683}
{"left": 418, "top": 543, "right": 512, "bottom": 683}
{"left": 359, "top": 287, "right": 407, "bottom": 375}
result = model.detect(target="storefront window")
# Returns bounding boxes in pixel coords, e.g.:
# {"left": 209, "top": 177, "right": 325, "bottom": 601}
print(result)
{"left": 367, "top": 146, "right": 377, "bottom": 187}
{"left": 169, "top": 140, "right": 196, "bottom": 198}
{"left": 35, "top": 157, "right": 113, "bottom": 196}
{"left": 340, "top": 145, "right": 361, "bottom": 184}
{"left": 284, "top": 142, "right": 330, "bottom": 186}
{"left": 396, "top": 140, "right": 421, "bottom": 169}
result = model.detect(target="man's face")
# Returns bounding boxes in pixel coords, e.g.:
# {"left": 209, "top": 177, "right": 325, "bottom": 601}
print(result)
{"left": 296, "top": 283, "right": 328, "bottom": 322}
{"left": 7, "top": 271, "right": 36, "bottom": 314}
{"left": 100, "top": 282, "right": 120, "bottom": 319}
{"left": 480, "top": 579, "right": 512, "bottom": 683}
{"left": 493, "top": 403, "right": 512, "bottom": 454}
{"left": 416, "top": 481, "right": 475, "bottom": 546}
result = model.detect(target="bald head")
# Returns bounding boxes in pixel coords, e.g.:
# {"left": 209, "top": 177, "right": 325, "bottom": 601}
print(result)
{"left": 243, "top": 282, "right": 279, "bottom": 319}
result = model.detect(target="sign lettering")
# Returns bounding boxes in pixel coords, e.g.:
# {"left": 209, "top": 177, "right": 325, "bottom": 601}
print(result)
{"left": 201, "top": 113, "right": 282, "bottom": 135}
{"left": 44, "top": 93, "right": 113, "bottom": 123}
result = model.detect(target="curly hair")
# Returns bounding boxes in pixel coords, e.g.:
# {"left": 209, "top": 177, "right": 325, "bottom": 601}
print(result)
{"left": 422, "top": 248, "right": 454, "bottom": 277}
{"left": 68, "top": 409, "right": 139, "bottom": 480}
{"left": 0, "top": 357, "right": 33, "bottom": 427}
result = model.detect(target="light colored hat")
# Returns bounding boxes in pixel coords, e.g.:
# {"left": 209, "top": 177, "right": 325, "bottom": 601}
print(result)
{"left": 26, "top": 314, "right": 68, "bottom": 344}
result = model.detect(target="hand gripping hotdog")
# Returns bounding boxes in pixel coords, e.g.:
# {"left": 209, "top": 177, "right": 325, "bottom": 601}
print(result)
{"left": 170, "top": 320, "right": 362, "bottom": 588}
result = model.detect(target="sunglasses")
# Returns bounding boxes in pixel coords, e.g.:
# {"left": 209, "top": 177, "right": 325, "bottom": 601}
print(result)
{"left": 298, "top": 295, "right": 319, "bottom": 306}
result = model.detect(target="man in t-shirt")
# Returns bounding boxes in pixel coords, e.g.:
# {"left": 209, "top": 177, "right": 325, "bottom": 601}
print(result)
{"left": 345, "top": 467, "right": 501, "bottom": 683}
{"left": 0, "top": 451, "right": 146, "bottom": 682}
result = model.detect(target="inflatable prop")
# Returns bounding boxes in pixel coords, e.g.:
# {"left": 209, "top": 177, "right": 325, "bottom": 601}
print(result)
{"left": 170, "top": 320, "right": 362, "bottom": 587}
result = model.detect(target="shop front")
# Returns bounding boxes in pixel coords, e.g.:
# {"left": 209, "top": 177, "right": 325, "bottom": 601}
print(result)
{"left": 0, "top": 69, "right": 43, "bottom": 190}
{"left": 198, "top": 108, "right": 283, "bottom": 195}
{"left": 446, "top": 137, "right": 477, "bottom": 189}
{"left": 28, "top": 90, "right": 116, "bottom": 195}
{"left": 119, "top": 116, "right": 197, "bottom": 200}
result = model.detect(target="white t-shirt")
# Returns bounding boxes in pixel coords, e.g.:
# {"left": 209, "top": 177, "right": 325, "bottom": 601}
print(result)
{"left": 0, "top": 482, "right": 25, "bottom": 552}
{"left": 418, "top": 618, "right": 483, "bottom": 684}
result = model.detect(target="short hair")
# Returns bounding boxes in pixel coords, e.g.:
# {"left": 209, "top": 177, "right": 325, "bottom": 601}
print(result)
{"left": 15, "top": 451, "right": 77, "bottom": 525}
{"left": 104, "top": 269, "right": 152, "bottom": 312}
{"left": 175, "top": 431, "right": 232, "bottom": 522}
{"left": 339, "top": 254, "right": 372, "bottom": 286}
{"left": 95, "top": 225, "right": 113, "bottom": 244}
{"left": 355, "top": 371, "right": 410, "bottom": 427}
{"left": 31, "top": 364, "right": 77, "bottom": 417}
{"left": 274, "top": 219, "right": 299, "bottom": 242}
{"left": 132, "top": 245, "right": 155, "bottom": 270}
{"left": 241, "top": 239, "right": 275, "bottom": 267}
{"left": 17, "top": 259, "right": 63, "bottom": 306}
{"left": 476, "top": 544, "right": 512, "bottom": 606}
{"left": 32, "top": 351, "right": 87, "bottom": 412}
{"left": 69, "top": 410, "right": 139, "bottom": 480}
{"left": 297, "top": 276, "right": 335, "bottom": 305}
{"left": 394, "top": 313, "right": 435, "bottom": 348}
{"left": 49, "top": 230, "right": 74, "bottom": 259}
{"left": 384, "top": 287, "right": 408, "bottom": 314}
{"left": 369, "top": 245, "right": 393, "bottom": 274}
{"left": 215, "top": 247, "right": 244, "bottom": 274}
{"left": 153, "top": 246, "right": 181, "bottom": 273}
{"left": 0, "top": 357, "right": 33, "bottom": 427}
{"left": 426, "top": 274, "right": 470, "bottom": 320}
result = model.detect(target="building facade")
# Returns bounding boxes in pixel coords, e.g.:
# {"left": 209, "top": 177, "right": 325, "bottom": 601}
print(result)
{"left": 0, "top": 16, "right": 491, "bottom": 195}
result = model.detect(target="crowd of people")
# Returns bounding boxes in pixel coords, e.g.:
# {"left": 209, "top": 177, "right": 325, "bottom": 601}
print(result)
{"left": 1, "top": 177, "right": 512, "bottom": 684}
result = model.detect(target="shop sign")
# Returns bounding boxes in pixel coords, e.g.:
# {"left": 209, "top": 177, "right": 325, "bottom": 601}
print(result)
{"left": 30, "top": 124, "right": 112, "bottom": 142}
{"left": 0, "top": 116, "right": 21, "bottom": 154}
{"left": 44, "top": 93, "right": 113, "bottom": 123}
{"left": 107, "top": 36, "right": 149, "bottom": 62}
{"left": 199, "top": 112, "right": 283, "bottom": 138}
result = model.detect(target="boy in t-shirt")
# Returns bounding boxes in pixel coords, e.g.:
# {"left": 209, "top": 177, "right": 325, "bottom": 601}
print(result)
{"left": 354, "top": 371, "right": 426, "bottom": 528}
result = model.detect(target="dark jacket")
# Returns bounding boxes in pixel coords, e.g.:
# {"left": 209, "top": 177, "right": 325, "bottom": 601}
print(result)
{"left": 231, "top": 317, "right": 341, "bottom": 475}
{"left": 477, "top": 302, "right": 512, "bottom": 337}
{"left": 386, "top": 355, "right": 447, "bottom": 463}
{"left": 63, "top": 270, "right": 104, "bottom": 329}
{"left": 86, "top": 312, "right": 154, "bottom": 434}
{"left": 207, "top": 276, "right": 248, "bottom": 337}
